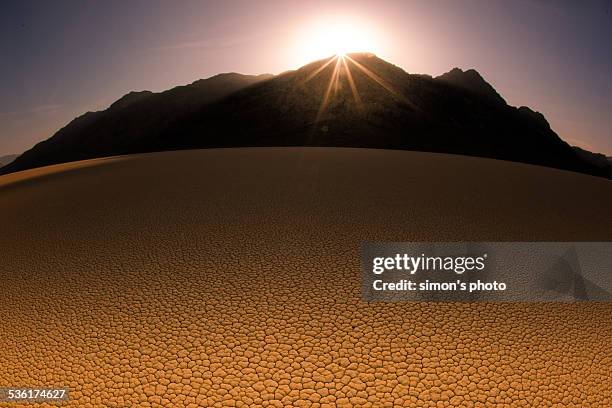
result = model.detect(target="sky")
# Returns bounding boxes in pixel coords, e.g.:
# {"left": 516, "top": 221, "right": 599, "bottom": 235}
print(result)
{"left": 1, "top": 0, "right": 611, "bottom": 156}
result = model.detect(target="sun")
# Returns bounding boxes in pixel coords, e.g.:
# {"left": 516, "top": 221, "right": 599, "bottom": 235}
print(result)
{"left": 288, "top": 17, "right": 405, "bottom": 124}
{"left": 291, "top": 17, "right": 384, "bottom": 67}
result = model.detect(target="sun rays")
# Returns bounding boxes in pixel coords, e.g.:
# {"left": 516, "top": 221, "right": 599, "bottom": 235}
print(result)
{"left": 304, "top": 54, "right": 413, "bottom": 124}
{"left": 314, "top": 56, "right": 343, "bottom": 123}
{"left": 341, "top": 57, "right": 362, "bottom": 110}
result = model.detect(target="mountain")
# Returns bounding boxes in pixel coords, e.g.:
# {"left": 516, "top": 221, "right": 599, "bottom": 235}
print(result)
{"left": 2, "top": 53, "right": 610, "bottom": 178}
{"left": 436, "top": 67, "right": 506, "bottom": 105}
{"left": 0, "top": 154, "right": 19, "bottom": 168}
{"left": 1, "top": 73, "right": 271, "bottom": 174}
{"left": 573, "top": 146, "right": 610, "bottom": 168}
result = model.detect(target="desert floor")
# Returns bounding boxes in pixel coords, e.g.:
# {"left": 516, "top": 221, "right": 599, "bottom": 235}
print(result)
{"left": 1, "top": 148, "right": 611, "bottom": 407}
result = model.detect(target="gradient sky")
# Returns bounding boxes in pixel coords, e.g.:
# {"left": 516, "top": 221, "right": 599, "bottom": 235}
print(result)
{"left": 1, "top": 0, "right": 611, "bottom": 156}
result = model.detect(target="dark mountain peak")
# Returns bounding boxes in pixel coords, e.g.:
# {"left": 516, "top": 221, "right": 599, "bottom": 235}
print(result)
{"left": 517, "top": 106, "right": 550, "bottom": 130}
{"left": 437, "top": 67, "right": 483, "bottom": 83}
{"left": 109, "top": 90, "right": 153, "bottom": 110}
{"left": 436, "top": 67, "right": 505, "bottom": 104}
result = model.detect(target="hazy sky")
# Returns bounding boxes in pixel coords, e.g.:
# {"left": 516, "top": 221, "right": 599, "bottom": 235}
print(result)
{"left": 1, "top": 0, "right": 611, "bottom": 156}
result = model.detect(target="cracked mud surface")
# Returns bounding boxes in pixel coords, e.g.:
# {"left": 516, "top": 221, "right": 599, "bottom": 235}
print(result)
{"left": 1, "top": 148, "right": 611, "bottom": 407}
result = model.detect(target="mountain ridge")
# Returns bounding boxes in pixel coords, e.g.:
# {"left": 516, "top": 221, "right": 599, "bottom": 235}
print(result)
{"left": 436, "top": 67, "right": 506, "bottom": 105}
{"left": 4, "top": 72, "right": 272, "bottom": 174}
{"left": 573, "top": 146, "right": 610, "bottom": 168}
{"left": 0, "top": 154, "right": 19, "bottom": 168}
{"left": 2, "top": 53, "right": 610, "bottom": 179}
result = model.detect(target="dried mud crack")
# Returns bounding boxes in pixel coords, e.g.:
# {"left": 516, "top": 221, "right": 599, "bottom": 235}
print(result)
{"left": 1, "top": 148, "right": 611, "bottom": 407}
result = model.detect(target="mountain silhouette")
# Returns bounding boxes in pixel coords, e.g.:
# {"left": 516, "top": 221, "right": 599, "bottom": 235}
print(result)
{"left": 0, "top": 154, "right": 18, "bottom": 168}
{"left": 2, "top": 53, "right": 610, "bottom": 178}
{"left": 573, "top": 146, "right": 610, "bottom": 169}
{"left": 436, "top": 67, "right": 505, "bottom": 104}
